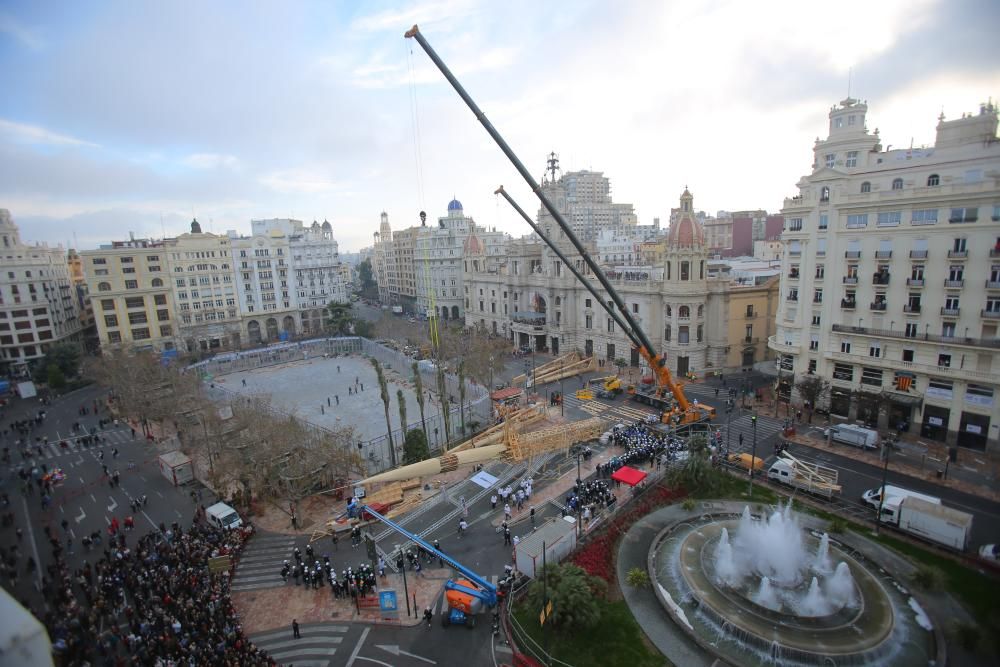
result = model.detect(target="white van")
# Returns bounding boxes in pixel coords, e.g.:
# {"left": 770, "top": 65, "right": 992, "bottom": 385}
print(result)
{"left": 827, "top": 424, "right": 879, "bottom": 449}
{"left": 205, "top": 502, "right": 243, "bottom": 530}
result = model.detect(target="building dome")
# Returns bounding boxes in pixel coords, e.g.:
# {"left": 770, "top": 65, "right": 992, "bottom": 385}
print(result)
{"left": 667, "top": 188, "right": 705, "bottom": 248}
{"left": 463, "top": 231, "right": 484, "bottom": 255}
{"left": 447, "top": 198, "right": 463, "bottom": 212}
{"left": 322, "top": 219, "right": 332, "bottom": 231}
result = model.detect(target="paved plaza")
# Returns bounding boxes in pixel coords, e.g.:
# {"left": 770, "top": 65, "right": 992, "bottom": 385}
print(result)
{"left": 215, "top": 354, "right": 442, "bottom": 442}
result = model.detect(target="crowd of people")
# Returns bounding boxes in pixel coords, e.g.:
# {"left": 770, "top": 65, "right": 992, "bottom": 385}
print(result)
{"left": 5, "top": 507, "right": 275, "bottom": 667}
{"left": 602, "top": 423, "right": 684, "bottom": 476}
{"left": 279, "top": 544, "right": 381, "bottom": 599}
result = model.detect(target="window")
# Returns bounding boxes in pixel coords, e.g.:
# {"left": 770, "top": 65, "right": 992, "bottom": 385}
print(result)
{"left": 664, "top": 325, "right": 671, "bottom": 341}
{"left": 101, "top": 299, "right": 115, "bottom": 311}
{"left": 632, "top": 303, "right": 639, "bottom": 314}
{"left": 809, "top": 334, "right": 819, "bottom": 351}
{"left": 816, "top": 238, "right": 826, "bottom": 256}
{"left": 585, "top": 314, "right": 592, "bottom": 329}
{"left": 97, "top": 282, "right": 111, "bottom": 292}
{"left": 104, "top": 315, "right": 118, "bottom": 328}
{"left": 840, "top": 340, "right": 851, "bottom": 353}
{"left": 825, "top": 154, "right": 835, "bottom": 168}
{"left": 607, "top": 318, "right": 614, "bottom": 333}
{"left": 697, "top": 325, "right": 703, "bottom": 342}
{"left": 846, "top": 151, "right": 858, "bottom": 168}
{"left": 107, "top": 331, "right": 122, "bottom": 344}
{"left": 927, "top": 174, "right": 940, "bottom": 186}
{"left": 680, "top": 261, "right": 690, "bottom": 280}
{"left": 905, "top": 323, "right": 918, "bottom": 338}
{"left": 788, "top": 218, "right": 803, "bottom": 231}
{"left": 131, "top": 327, "right": 150, "bottom": 341}
{"left": 679, "top": 305, "right": 690, "bottom": 318}
{"left": 876, "top": 211, "right": 901, "bottom": 227}
{"left": 151, "top": 278, "right": 163, "bottom": 287}
{"left": 869, "top": 341, "right": 881, "bottom": 358}
{"left": 815, "top": 264, "right": 825, "bottom": 279}
{"left": 124, "top": 280, "right": 138, "bottom": 289}
{"left": 813, "top": 289, "right": 823, "bottom": 303}
{"left": 808, "top": 359, "right": 817, "bottom": 374}
{"left": 811, "top": 314, "right": 821, "bottom": 326}
{"left": 938, "top": 353, "right": 952, "bottom": 368}
{"left": 949, "top": 207, "right": 978, "bottom": 223}
{"left": 819, "top": 187, "right": 830, "bottom": 202}
{"left": 119, "top": 257, "right": 133, "bottom": 264}
{"left": 154, "top": 294, "right": 167, "bottom": 305}
{"left": 911, "top": 209, "right": 937, "bottom": 225}
{"left": 91, "top": 258, "right": 107, "bottom": 265}
{"left": 124, "top": 297, "right": 145, "bottom": 309}
{"left": 948, "top": 265, "right": 964, "bottom": 282}
{"left": 902, "top": 349, "right": 914, "bottom": 362}
{"left": 832, "top": 363, "right": 853, "bottom": 381}
{"left": 819, "top": 214, "right": 828, "bottom": 230}
{"left": 157, "top": 309, "right": 169, "bottom": 321}
{"left": 128, "top": 312, "right": 147, "bottom": 325}
{"left": 678, "top": 326, "right": 689, "bottom": 344}
{"left": 847, "top": 214, "right": 868, "bottom": 229}
{"left": 159, "top": 325, "right": 172, "bottom": 337}
{"left": 585, "top": 298, "right": 592, "bottom": 308}
{"left": 892, "top": 178, "right": 903, "bottom": 190}
{"left": 861, "top": 367, "right": 883, "bottom": 387}
{"left": 860, "top": 181, "right": 871, "bottom": 193}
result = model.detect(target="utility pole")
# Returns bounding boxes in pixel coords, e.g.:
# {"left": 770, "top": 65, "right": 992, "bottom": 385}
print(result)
{"left": 747, "top": 414, "right": 758, "bottom": 497}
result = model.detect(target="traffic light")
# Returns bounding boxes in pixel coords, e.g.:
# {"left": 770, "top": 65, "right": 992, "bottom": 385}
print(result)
{"left": 751, "top": 415, "right": 757, "bottom": 424}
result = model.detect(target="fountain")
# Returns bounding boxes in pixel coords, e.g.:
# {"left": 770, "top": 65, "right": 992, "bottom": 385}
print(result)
{"left": 651, "top": 503, "right": 936, "bottom": 666}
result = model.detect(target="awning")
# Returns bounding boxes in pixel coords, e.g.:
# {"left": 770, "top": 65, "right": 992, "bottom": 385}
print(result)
{"left": 491, "top": 387, "right": 523, "bottom": 401}
{"left": 883, "top": 391, "right": 922, "bottom": 406}
{"left": 611, "top": 466, "right": 648, "bottom": 487}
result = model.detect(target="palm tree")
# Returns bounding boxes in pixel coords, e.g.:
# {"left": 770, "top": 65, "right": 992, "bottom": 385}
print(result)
{"left": 412, "top": 361, "right": 428, "bottom": 442}
{"left": 396, "top": 388, "right": 408, "bottom": 439}
{"left": 458, "top": 360, "right": 467, "bottom": 436}
{"left": 370, "top": 358, "right": 397, "bottom": 468}
{"left": 436, "top": 364, "right": 451, "bottom": 451}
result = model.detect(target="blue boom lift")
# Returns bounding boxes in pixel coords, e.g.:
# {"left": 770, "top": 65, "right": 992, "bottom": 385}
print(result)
{"left": 362, "top": 505, "right": 499, "bottom": 628}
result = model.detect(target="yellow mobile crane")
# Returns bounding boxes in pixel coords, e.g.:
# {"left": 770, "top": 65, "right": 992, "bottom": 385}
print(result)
{"left": 405, "top": 26, "right": 714, "bottom": 426}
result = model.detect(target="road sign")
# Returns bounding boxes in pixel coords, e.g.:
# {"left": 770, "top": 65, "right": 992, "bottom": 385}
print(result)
{"left": 378, "top": 590, "right": 398, "bottom": 612}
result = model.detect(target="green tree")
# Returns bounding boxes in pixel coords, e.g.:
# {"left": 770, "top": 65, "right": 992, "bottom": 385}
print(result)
{"left": 794, "top": 375, "right": 830, "bottom": 423}
{"left": 412, "top": 362, "right": 428, "bottom": 442}
{"left": 46, "top": 363, "right": 66, "bottom": 390}
{"left": 397, "top": 388, "right": 408, "bottom": 436}
{"left": 402, "top": 429, "right": 430, "bottom": 464}
{"left": 326, "top": 302, "right": 354, "bottom": 335}
{"left": 358, "top": 259, "right": 377, "bottom": 298}
{"left": 435, "top": 364, "right": 451, "bottom": 450}
{"left": 668, "top": 434, "right": 718, "bottom": 495}
{"left": 524, "top": 563, "right": 606, "bottom": 631}
{"left": 370, "top": 358, "right": 397, "bottom": 468}
{"left": 46, "top": 343, "right": 82, "bottom": 378}
{"left": 352, "top": 318, "right": 374, "bottom": 338}
{"left": 614, "top": 357, "right": 628, "bottom": 376}
{"left": 457, "top": 360, "right": 467, "bottom": 436}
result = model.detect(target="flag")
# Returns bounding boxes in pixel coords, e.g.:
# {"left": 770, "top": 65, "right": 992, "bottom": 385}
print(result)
{"left": 895, "top": 375, "right": 912, "bottom": 392}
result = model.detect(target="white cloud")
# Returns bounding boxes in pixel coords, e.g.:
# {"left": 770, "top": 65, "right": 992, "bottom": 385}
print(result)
{"left": 350, "top": 0, "right": 477, "bottom": 33}
{"left": 0, "top": 119, "right": 98, "bottom": 148}
{"left": 183, "top": 153, "right": 241, "bottom": 170}
{"left": 0, "top": 13, "right": 43, "bottom": 50}
{"left": 258, "top": 168, "right": 353, "bottom": 195}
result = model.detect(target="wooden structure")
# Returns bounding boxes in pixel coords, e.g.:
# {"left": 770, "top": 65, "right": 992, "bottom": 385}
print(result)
{"left": 512, "top": 351, "right": 595, "bottom": 387}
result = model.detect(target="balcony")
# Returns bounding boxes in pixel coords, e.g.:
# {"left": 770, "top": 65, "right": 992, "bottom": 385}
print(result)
{"left": 786, "top": 295, "right": 799, "bottom": 302}
{"left": 743, "top": 336, "right": 760, "bottom": 345}
{"left": 875, "top": 250, "right": 893, "bottom": 259}
{"left": 947, "top": 249, "right": 968, "bottom": 258}
{"left": 767, "top": 336, "right": 797, "bottom": 353}
{"left": 788, "top": 271, "right": 800, "bottom": 279}
{"left": 744, "top": 311, "right": 757, "bottom": 319}
{"left": 830, "top": 323, "right": 1000, "bottom": 349}
{"left": 845, "top": 251, "right": 861, "bottom": 259}
{"left": 903, "top": 304, "right": 922, "bottom": 314}
{"left": 948, "top": 215, "right": 978, "bottom": 224}
{"left": 940, "top": 307, "right": 960, "bottom": 317}
{"left": 841, "top": 299, "right": 856, "bottom": 309}
{"left": 909, "top": 250, "right": 929, "bottom": 259}
{"left": 872, "top": 272, "right": 890, "bottom": 285}
{"left": 813, "top": 296, "right": 824, "bottom": 304}
{"left": 983, "top": 309, "right": 1000, "bottom": 319}
{"left": 907, "top": 278, "right": 925, "bottom": 287}
{"left": 869, "top": 301, "right": 887, "bottom": 311}
{"left": 987, "top": 281, "right": 1000, "bottom": 289}
{"left": 944, "top": 279, "right": 965, "bottom": 288}
{"left": 842, "top": 276, "right": 859, "bottom": 285}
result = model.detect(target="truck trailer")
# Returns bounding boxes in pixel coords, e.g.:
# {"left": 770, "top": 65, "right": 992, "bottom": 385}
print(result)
{"left": 895, "top": 496, "right": 973, "bottom": 550}
{"left": 827, "top": 424, "right": 879, "bottom": 449}
{"left": 158, "top": 451, "right": 194, "bottom": 486}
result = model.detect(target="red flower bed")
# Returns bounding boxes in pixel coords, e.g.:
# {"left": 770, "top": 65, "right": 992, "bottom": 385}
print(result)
{"left": 571, "top": 484, "right": 686, "bottom": 582}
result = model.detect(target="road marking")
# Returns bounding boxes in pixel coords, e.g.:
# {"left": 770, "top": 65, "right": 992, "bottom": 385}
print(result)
{"left": 80, "top": 476, "right": 85, "bottom": 484}
{"left": 138, "top": 475, "right": 146, "bottom": 482}
{"left": 105, "top": 516, "right": 110, "bottom": 525}
{"left": 353, "top": 657, "right": 393, "bottom": 667}
{"left": 155, "top": 491, "right": 163, "bottom": 498}
{"left": 346, "top": 627, "right": 370, "bottom": 667}
{"left": 76, "top": 456, "right": 84, "bottom": 466}
{"left": 107, "top": 497, "right": 118, "bottom": 513}
{"left": 175, "top": 510, "right": 183, "bottom": 518}
{"left": 90, "top": 494, "right": 97, "bottom": 504}
{"left": 375, "top": 645, "right": 436, "bottom": 664}
{"left": 69, "top": 528, "right": 76, "bottom": 540}
{"left": 75, "top": 508, "right": 86, "bottom": 524}
{"left": 20, "top": 496, "right": 43, "bottom": 590}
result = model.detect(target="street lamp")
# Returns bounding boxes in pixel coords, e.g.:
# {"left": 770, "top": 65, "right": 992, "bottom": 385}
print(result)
{"left": 875, "top": 437, "right": 891, "bottom": 535}
{"left": 747, "top": 414, "right": 758, "bottom": 497}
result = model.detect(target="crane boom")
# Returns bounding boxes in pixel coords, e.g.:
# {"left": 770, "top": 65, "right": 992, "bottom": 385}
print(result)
{"left": 361, "top": 505, "right": 498, "bottom": 606}
{"left": 404, "top": 25, "right": 694, "bottom": 411}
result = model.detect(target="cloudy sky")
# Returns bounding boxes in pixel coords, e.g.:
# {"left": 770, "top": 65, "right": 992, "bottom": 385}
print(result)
{"left": 1, "top": 0, "right": 998, "bottom": 253}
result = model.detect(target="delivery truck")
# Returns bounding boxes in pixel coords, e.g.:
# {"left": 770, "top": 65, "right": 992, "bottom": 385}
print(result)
{"left": 895, "top": 496, "right": 973, "bottom": 550}
{"left": 205, "top": 502, "right": 243, "bottom": 531}
{"left": 827, "top": 424, "right": 879, "bottom": 449}
{"left": 158, "top": 451, "right": 194, "bottom": 486}
{"left": 862, "top": 484, "right": 940, "bottom": 511}
{"left": 726, "top": 452, "right": 765, "bottom": 473}
{"left": 766, "top": 453, "right": 841, "bottom": 500}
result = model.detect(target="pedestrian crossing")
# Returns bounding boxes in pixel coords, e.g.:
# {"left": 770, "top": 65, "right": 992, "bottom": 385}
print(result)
{"left": 5, "top": 428, "right": 134, "bottom": 468}
{"left": 249, "top": 623, "right": 348, "bottom": 667}
{"left": 231, "top": 533, "right": 297, "bottom": 592}
{"left": 563, "top": 394, "right": 659, "bottom": 425}
{"left": 717, "top": 413, "right": 785, "bottom": 454}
